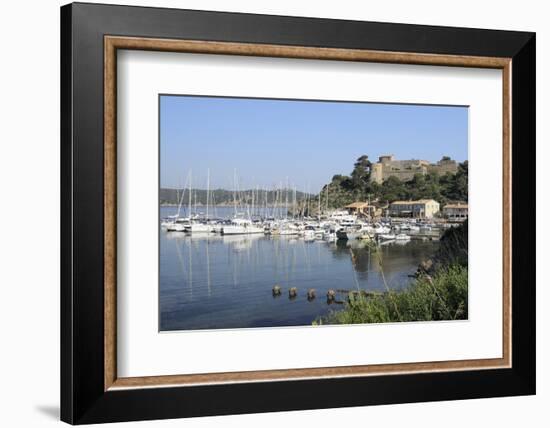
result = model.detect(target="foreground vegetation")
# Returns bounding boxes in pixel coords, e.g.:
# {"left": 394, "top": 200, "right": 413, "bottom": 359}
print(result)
{"left": 315, "top": 222, "right": 469, "bottom": 325}
{"left": 315, "top": 264, "right": 468, "bottom": 325}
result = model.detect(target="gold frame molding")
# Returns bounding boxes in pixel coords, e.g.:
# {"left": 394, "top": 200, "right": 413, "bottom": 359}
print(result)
{"left": 104, "top": 35, "right": 512, "bottom": 391}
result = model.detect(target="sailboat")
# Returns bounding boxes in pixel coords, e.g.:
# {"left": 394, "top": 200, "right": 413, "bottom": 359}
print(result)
{"left": 303, "top": 225, "right": 316, "bottom": 240}
{"left": 165, "top": 173, "right": 193, "bottom": 232}
{"left": 271, "top": 220, "right": 300, "bottom": 236}
{"left": 187, "top": 169, "right": 214, "bottom": 233}
{"left": 221, "top": 170, "right": 264, "bottom": 235}
{"left": 222, "top": 217, "right": 264, "bottom": 235}
{"left": 166, "top": 218, "right": 190, "bottom": 232}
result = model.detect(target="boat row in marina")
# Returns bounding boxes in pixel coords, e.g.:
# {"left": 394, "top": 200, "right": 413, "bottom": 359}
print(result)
{"left": 163, "top": 216, "right": 337, "bottom": 240}
{"left": 162, "top": 213, "right": 441, "bottom": 245}
{"left": 161, "top": 169, "right": 441, "bottom": 242}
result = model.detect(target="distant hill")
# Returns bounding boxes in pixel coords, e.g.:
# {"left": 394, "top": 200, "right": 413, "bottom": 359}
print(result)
{"left": 160, "top": 188, "right": 314, "bottom": 206}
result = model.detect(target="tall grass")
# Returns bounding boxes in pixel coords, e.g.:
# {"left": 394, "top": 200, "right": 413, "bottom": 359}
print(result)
{"left": 315, "top": 264, "right": 468, "bottom": 325}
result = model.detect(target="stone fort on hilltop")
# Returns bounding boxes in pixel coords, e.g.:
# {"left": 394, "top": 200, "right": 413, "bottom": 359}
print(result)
{"left": 370, "top": 155, "right": 459, "bottom": 184}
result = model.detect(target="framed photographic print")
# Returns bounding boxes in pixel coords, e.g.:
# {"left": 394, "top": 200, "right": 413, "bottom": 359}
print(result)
{"left": 60, "top": 2, "right": 536, "bottom": 424}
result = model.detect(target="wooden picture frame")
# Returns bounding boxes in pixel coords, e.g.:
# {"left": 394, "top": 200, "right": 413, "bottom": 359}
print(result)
{"left": 61, "top": 2, "right": 535, "bottom": 424}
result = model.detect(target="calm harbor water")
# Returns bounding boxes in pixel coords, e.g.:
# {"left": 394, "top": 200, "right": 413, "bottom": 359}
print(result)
{"left": 159, "top": 206, "right": 439, "bottom": 331}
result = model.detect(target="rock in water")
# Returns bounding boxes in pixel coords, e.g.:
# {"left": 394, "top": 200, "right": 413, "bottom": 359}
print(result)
{"left": 419, "top": 259, "right": 433, "bottom": 273}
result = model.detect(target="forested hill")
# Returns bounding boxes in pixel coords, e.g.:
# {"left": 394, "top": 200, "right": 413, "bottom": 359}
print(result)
{"left": 320, "top": 155, "right": 468, "bottom": 208}
{"left": 160, "top": 188, "right": 312, "bottom": 206}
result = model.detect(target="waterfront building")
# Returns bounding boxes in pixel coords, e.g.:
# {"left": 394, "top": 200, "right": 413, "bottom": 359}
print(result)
{"left": 344, "top": 202, "right": 374, "bottom": 217}
{"left": 370, "top": 154, "right": 458, "bottom": 184}
{"left": 344, "top": 201, "right": 388, "bottom": 218}
{"left": 443, "top": 202, "right": 468, "bottom": 221}
{"left": 388, "top": 199, "right": 440, "bottom": 218}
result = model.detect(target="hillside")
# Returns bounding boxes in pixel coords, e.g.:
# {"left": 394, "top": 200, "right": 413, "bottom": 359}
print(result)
{"left": 319, "top": 155, "right": 468, "bottom": 208}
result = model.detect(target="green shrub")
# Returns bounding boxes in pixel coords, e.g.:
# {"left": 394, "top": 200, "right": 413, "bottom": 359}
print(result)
{"left": 315, "top": 264, "right": 468, "bottom": 325}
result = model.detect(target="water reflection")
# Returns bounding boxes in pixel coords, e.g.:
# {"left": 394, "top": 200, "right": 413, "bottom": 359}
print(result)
{"left": 160, "top": 230, "right": 438, "bottom": 331}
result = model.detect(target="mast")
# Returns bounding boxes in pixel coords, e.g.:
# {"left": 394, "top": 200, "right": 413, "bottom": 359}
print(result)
{"left": 285, "top": 177, "right": 289, "bottom": 220}
{"left": 293, "top": 186, "right": 297, "bottom": 219}
{"left": 211, "top": 192, "right": 217, "bottom": 218}
{"left": 188, "top": 170, "right": 192, "bottom": 219}
{"left": 175, "top": 181, "right": 179, "bottom": 215}
{"left": 206, "top": 168, "right": 210, "bottom": 220}
{"left": 245, "top": 180, "right": 251, "bottom": 220}
{"left": 252, "top": 186, "right": 256, "bottom": 217}
{"left": 175, "top": 174, "right": 187, "bottom": 218}
{"left": 233, "top": 168, "right": 237, "bottom": 218}
{"left": 258, "top": 187, "right": 261, "bottom": 218}
{"left": 277, "top": 184, "right": 281, "bottom": 219}
{"left": 266, "top": 186, "right": 270, "bottom": 218}
{"left": 307, "top": 183, "right": 310, "bottom": 219}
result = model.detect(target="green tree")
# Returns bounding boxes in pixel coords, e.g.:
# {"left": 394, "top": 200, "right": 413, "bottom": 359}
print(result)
{"left": 380, "top": 176, "right": 407, "bottom": 203}
{"left": 350, "top": 155, "right": 372, "bottom": 191}
{"left": 444, "top": 160, "right": 468, "bottom": 201}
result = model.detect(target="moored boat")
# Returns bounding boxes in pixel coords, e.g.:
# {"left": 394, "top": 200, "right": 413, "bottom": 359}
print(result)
{"left": 166, "top": 218, "right": 191, "bottom": 232}
{"left": 186, "top": 222, "right": 214, "bottom": 233}
{"left": 303, "top": 225, "right": 316, "bottom": 240}
{"left": 222, "top": 218, "right": 264, "bottom": 235}
{"left": 395, "top": 233, "right": 411, "bottom": 241}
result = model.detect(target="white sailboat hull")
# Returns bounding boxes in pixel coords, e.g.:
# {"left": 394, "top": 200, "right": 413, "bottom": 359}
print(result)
{"left": 303, "top": 230, "right": 315, "bottom": 239}
{"left": 166, "top": 223, "right": 187, "bottom": 232}
{"left": 222, "top": 225, "right": 264, "bottom": 235}
{"left": 187, "top": 223, "right": 213, "bottom": 233}
{"left": 275, "top": 229, "right": 300, "bottom": 236}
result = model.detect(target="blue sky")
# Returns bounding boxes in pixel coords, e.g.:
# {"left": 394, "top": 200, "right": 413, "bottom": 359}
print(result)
{"left": 160, "top": 95, "right": 468, "bottom": 193}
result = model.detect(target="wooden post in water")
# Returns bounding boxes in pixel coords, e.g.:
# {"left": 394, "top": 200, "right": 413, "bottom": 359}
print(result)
{"left": 289, "top": 287, "right": 297, "bottom": 299}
